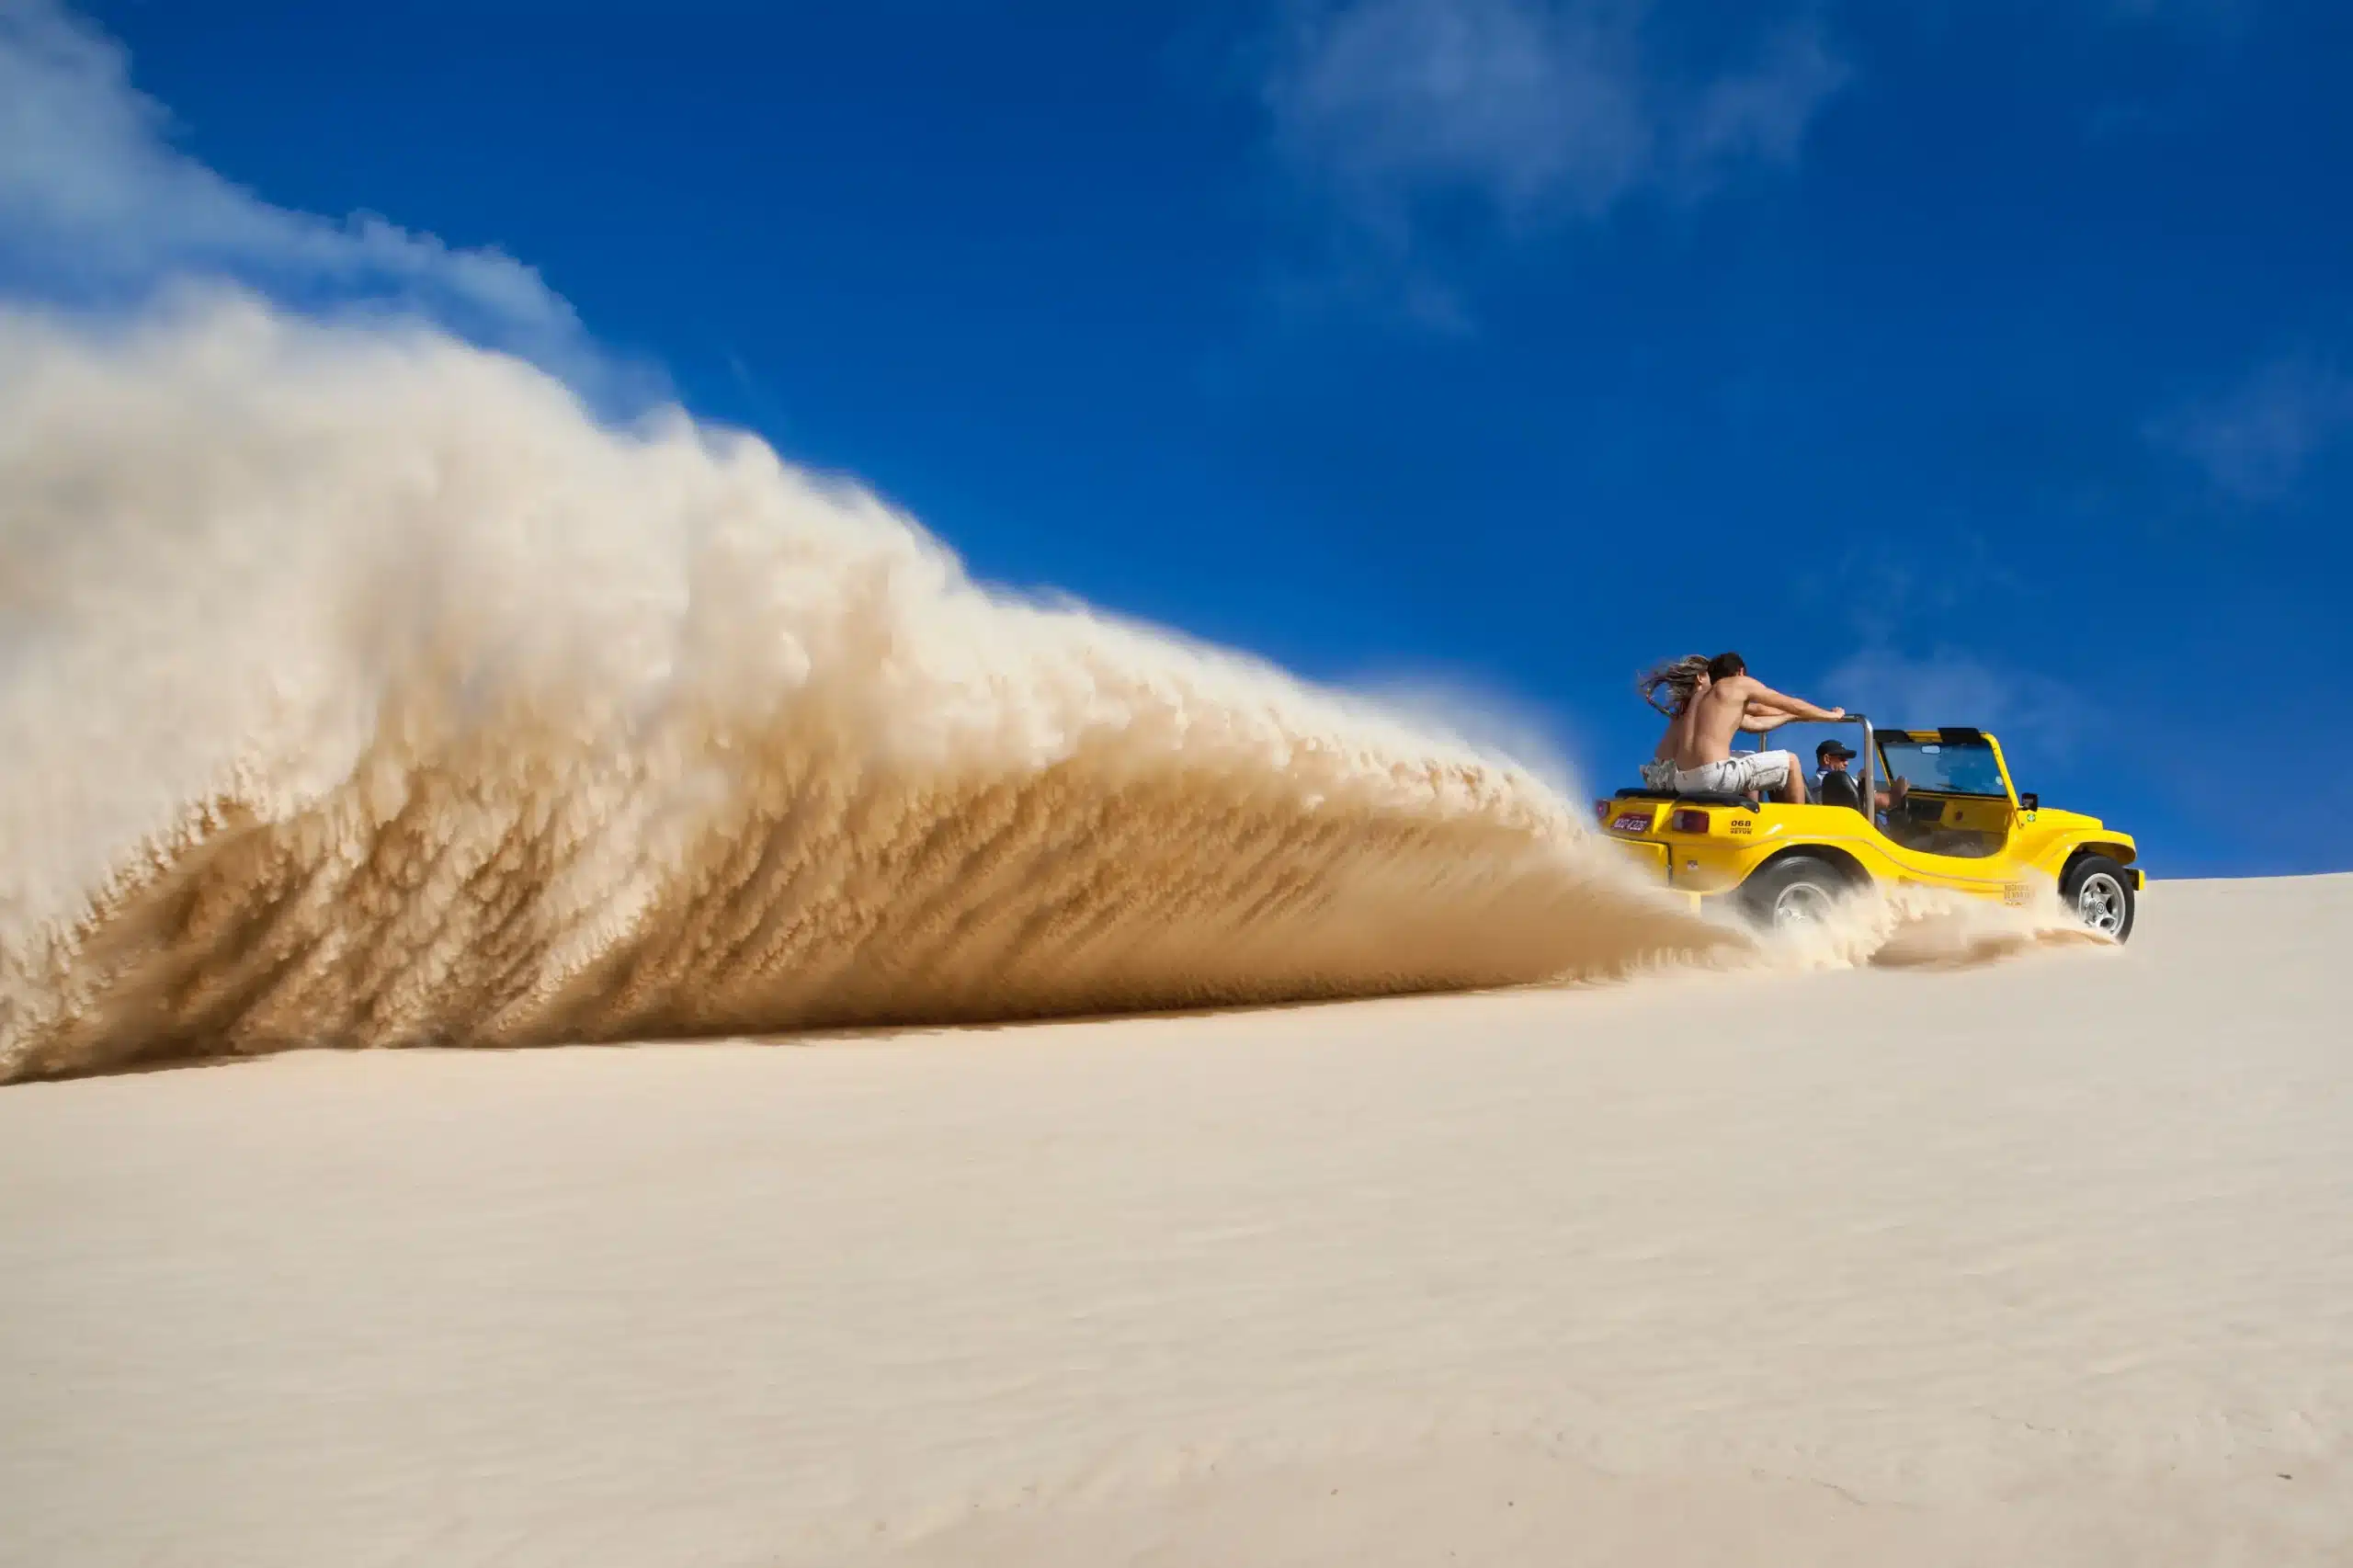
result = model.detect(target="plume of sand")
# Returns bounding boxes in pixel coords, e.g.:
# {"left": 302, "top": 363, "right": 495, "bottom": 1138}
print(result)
{"left": 1, "top": 294, "right": 1761, "bottom": 1082}
{"left": 1751, "top": 881, "right": 2117, "bottom": 972}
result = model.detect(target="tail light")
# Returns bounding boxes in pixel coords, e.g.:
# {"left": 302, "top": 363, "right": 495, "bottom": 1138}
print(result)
{"left": 1595, "top": 800, "right": 1611, "bottom": 824}
{"left": 1668, "top": 809, "right": 1711, "bottom": 835}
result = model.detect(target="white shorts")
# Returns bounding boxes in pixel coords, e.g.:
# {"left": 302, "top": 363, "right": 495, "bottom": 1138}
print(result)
{"left": 1673, "top": 750, "right": 1795, "bottom": 796}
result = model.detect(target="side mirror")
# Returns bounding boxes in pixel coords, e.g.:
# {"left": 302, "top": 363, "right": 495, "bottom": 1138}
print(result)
{"left": 2018, "top": 792, "right": 2039, "bottom": 812}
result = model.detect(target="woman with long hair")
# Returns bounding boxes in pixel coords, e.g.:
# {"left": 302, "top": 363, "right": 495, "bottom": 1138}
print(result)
{"left": 1636, "top": 654, "right": 1711, "bottom": 790}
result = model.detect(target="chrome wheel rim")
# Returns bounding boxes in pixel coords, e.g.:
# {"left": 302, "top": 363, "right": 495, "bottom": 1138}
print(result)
{"left": 2075, "top": 872, "right": 2127, "bottom": 935}
{"left": 1772, "top": 881, "right": 1837, "bottom": 928}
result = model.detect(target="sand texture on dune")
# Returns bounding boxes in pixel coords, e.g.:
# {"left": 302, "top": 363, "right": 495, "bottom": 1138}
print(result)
{"left": 4, "top": 873, "right": 2348, "bottom": 1566}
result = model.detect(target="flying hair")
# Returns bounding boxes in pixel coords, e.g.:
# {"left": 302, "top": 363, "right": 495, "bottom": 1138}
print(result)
{"left": 1638, "top": 654, "right": 1711, "bottom": 717}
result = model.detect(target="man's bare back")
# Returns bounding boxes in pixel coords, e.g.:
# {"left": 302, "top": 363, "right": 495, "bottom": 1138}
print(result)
{"left": 1654, "top": 653, "right": 1845, "bottom": 804}
{"left": 1671, "top": 675, "right": 1845, "bottom": 767}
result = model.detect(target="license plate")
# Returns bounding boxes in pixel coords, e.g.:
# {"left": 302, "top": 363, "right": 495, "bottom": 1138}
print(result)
{"left": 1611, "top": 812, "right": 1655, "bottom": 834}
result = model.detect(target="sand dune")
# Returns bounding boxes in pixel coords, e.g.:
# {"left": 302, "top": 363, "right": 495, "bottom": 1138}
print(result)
{"left": 5, "top": 872, "right": 2347, "bottom": 1566}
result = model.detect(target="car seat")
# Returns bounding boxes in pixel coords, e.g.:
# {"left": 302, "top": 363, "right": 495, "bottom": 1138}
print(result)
{"left": 1816, "top": 769, "right": 1865, "bottom": 812}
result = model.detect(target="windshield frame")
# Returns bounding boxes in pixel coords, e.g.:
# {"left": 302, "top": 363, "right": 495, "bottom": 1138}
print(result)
{"left": 1874, "top": 731, "right": 2015, "bottom": 803}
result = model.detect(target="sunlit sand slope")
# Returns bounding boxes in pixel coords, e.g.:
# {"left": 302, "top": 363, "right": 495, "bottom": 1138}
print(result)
{"left": 4, "top": 874, "right": 2347, "bottom": 1566}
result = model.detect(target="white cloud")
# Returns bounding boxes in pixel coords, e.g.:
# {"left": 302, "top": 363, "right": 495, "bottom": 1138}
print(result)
{"left": 1821, "top": 647, "right": 2096, "bottom": 761}
{"left": 2147, "top": 354, "right": 2353, "bottom": 504}
{"left": 0, "top": 0, "right": 609, "bottom": 384}
{"left": 1262, "top": 0, "right": 1847, "bottom": 242}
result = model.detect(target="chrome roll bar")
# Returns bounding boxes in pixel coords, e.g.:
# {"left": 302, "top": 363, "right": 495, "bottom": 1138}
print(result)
{"left": 1735, "top": 711, "right": 1877, "bottom": 809}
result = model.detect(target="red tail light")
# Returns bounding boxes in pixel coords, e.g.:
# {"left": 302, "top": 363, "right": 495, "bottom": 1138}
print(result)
{"left": 1595, "top": 800, "right": 1611, "bottom": 824}
{"left": 1668, "top": 809, "right": 1711, "bottom": 835}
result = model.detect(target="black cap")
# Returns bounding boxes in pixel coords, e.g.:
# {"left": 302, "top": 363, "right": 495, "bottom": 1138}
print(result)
{"left": 1816, "top": 739, "right": 1857, "bottom": 762}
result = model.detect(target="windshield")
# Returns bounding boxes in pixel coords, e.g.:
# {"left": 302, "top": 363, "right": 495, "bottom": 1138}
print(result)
{"left": 1877, "top": 736, "right": 2008, "bottom": 798}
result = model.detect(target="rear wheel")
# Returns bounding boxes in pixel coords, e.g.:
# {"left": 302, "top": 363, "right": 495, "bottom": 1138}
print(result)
{"left": 1739, "top": 854, "right": 1849, "bottom": 933}
{"left": 2061, "top": 854, "right": 2136, "bottom": 941}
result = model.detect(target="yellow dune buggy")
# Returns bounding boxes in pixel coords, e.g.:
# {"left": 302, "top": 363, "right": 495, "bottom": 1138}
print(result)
{"left": 1597, "top": 719, "right": 2142, "bottom": 939}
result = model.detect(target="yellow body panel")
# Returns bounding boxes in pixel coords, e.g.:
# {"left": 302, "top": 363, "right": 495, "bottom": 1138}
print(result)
{"left": 1600, "top": 729, "right": 2139, "bottom": 912}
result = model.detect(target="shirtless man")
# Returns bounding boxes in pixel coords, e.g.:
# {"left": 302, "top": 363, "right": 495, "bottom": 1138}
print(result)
{"left": 1662, "top": 651, "right": 1844, "bottom": 803}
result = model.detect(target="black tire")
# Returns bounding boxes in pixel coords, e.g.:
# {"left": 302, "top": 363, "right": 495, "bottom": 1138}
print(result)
{"left": 2060, "top": 854, "right": 2136, "bottom": 942}
{"left": 1739, "top": 854, "right": 1851, "bottom": 932}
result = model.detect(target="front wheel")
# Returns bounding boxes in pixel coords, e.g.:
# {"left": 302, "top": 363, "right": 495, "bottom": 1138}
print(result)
{"left": 2061, "top": 855, "right": 2136, "bottom": 941}
{"left": 1738, "top": 854, "right": 1850, "bottom": 932}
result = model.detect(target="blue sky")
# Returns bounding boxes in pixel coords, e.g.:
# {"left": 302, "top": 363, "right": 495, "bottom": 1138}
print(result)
{"left": 6, "top": 0, "right": 2347, "bottom": 875}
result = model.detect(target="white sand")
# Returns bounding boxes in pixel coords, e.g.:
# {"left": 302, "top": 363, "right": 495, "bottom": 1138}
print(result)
{"left": 4, "top": 873, "right": 2348, "bottom": 1566}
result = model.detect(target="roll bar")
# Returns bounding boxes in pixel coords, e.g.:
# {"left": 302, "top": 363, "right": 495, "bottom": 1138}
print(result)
{"left": 1734, "top": 711, "right": 1876, "bottom": 807}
